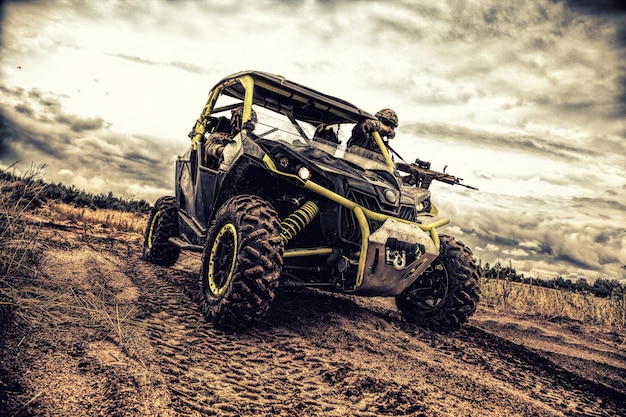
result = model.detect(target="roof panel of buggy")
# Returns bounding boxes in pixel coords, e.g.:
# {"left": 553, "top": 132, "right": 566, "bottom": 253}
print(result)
{"left": 213, "top": 70, "right": 376, "bottom": 126}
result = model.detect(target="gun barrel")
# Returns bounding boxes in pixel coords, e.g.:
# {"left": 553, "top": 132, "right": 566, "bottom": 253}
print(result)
{"left": 399, "top": 162, "right": 478, "bottom": 191}
{"left": 459, "top": 183, "right": 479, "bottom": 191}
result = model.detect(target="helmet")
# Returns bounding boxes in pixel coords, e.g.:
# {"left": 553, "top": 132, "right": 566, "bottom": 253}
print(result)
{"left": 375, "top": 108, "right": 398, "bottom": 129}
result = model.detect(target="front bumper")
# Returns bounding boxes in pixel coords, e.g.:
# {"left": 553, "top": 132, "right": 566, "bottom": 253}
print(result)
{"left": 356, "top": 218, "right": 439, "bottom": 296}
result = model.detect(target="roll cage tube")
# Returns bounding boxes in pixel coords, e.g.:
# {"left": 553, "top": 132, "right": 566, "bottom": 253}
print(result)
{"left": 372, "top": 131, "right": 395, "bottom": 169}
{"left": 190, "top": 75, "right": 256, "bottom": 149}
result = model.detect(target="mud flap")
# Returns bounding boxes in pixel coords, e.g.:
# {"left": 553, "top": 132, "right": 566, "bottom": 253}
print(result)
{"left": 357, "top": 218, "right": 439, "bottom": 296}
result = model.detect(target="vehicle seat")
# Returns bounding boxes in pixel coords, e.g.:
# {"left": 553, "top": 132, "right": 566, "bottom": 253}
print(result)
{"left": 314, "top": 126, "right": 339, "bottom": 144}
{"left": 206, "top": 116, "right": 231, "bottom": 134}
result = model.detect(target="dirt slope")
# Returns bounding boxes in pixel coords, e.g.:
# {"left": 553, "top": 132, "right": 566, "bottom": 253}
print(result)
{"left": 1, "top": 219, "right": 625, "bottom": 417}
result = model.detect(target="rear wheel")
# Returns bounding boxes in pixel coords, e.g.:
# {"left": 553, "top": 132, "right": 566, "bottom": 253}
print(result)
{"left": 200, "top": 195, "right": 283, "bottom": 330}
{"left": 396, "top": 235, "right": 480, "bottom": 332}
{"left": 142, "top": 196, "right": 180, "bottom": 267}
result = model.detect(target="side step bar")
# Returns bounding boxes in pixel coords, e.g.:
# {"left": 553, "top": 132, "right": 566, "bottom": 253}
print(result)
{"left": 168, "top": 237, "right": 203, "bottom": 252}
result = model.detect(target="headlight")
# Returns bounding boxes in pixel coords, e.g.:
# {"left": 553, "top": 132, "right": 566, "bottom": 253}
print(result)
{"left": 297, "top": 166, "right": 312, "bottom": 180}
{"left": 416, "top": 199, "right": 431, "bottom": 213}
{"left": 384, "top": 189, "right": 397, "bottom": 204}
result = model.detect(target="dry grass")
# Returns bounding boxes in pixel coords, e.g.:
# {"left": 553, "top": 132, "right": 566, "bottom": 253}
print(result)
{"left": 1, "top": 167, "right": 145, "bottom": 350}
{"left": 1, "top": 164, "right": 48, "bottom": 328}
{"left": 0, "top": 163, "right": 47, "bottom": 276}
{"left": 481, "top": 276, "right": 626, "bottom": 329}
{"left": 51, "top": 202, "right": 148, "bottom": 233}
{"left": 2, "top": 277, "right": 139, "bottom": 350}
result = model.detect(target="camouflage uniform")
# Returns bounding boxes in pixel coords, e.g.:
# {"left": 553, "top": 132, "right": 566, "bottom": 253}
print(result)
{"left": 203, "top": 131, "right": 234, "bottom": 165}
{"left": 347, "top": 108, "right": 398, "bottom": 153}
{"left": 203, "top": 106, "right": 257, "bottom": 166}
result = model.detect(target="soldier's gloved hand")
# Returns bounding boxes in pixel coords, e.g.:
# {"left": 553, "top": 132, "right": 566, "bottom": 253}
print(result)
{"left": 242, "top": 121, "right": 256, "bottom": 131}
{"left": 379, "top": 123, "right": 395, "bottom": 139}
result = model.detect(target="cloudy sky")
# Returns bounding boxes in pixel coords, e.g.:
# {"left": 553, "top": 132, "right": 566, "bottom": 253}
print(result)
{"left": 1, "top": 0, "right": 625, "bottom": 282}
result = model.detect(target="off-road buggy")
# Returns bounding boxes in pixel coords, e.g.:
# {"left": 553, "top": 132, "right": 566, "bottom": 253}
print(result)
{"left": 143, "top": 70, "right": 480, "bottom": 333}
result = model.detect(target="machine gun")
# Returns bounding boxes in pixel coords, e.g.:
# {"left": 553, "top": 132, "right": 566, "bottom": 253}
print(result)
{"left": 396, "top": 158, "right": 478, "bottom": 191}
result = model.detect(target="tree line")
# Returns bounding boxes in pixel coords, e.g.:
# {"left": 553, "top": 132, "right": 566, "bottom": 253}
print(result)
{"left": 1, "top": 166, "right": 151, "bottom": 213}
{"left": 43, "top": 182, "right": 151, "bottom": 212}
{"left": 481, "top": 261, "right": 625, "bottom": 299}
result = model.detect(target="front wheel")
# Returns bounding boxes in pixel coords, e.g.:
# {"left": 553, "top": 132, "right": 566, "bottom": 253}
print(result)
{"left": 200, "top": 195, "right": 283, "bottom": 330}
{"left": 396, "top": 235, "right": 480, "bottom": 332}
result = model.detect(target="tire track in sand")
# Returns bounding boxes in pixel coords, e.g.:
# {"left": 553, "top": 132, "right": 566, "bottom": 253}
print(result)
{"left": 125, "top": 249, "right": 625, "bottom": 417}
{"left": 6, "top": 214, "right": 624, "bottom": 416}
{"left": 128, "top": 255, "right": 346, "bottom": 416}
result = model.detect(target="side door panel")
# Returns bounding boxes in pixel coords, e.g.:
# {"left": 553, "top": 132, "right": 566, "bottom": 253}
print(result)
{"left": 195, "top": 165, "right": 219, "bottom": 228}
{"left": 176, "top": 150, "right": 195, "bottom": 216}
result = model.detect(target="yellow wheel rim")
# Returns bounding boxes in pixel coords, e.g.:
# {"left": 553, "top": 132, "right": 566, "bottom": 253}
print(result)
{"left": 207, "top": 223, "right": 238, "bottom": 297}
{"left": 146, "top": 211, "right": 160, "bottom": 249}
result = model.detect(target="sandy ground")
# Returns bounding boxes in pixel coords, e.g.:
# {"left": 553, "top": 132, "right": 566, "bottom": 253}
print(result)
{"left": 1, "top": 216, "right": 625, "bottom": 417}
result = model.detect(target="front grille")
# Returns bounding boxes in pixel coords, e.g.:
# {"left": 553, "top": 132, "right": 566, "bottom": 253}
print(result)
{"left": 339, "top": 189, "right": 393, "bottom": 244}
{"left": 340, "top": 205, "right": 360, "bottom": 243}
{"left": 398, "top": 204, "right": 416, "bottom": 222}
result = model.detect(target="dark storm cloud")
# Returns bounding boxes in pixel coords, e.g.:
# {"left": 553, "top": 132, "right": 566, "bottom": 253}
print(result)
{"left": 571, "top": 196, "right": 626, "bottom": 213}
{"left": 63, "top": 132, "right": 177, "bottom": 194}
{"left": 619, "top": 74, "right": 626, "bottom": 118}
{"left": 563, "top": 0, "right": 626, "bottom": 117}
{"left": 616, "top": 28, "right": 626, "bottom": 118}
{"left": 404, "top": 120, "right": 598, "bottom": 162}
{"left": 0, "top": 0, "right": 11, "bottom": 49}
{"left": 13, "top": 103, "right": 33, "bottom": 117}
{"left": 555, "top": 254, "right": 596, "bottom": 270}
{"left": 2, "top": 83, "right": 108, "bottom": 133}
{"left": 443, "top": 2, "right": 558, "bottom": 42}
{"left": 380, "top": 1, "right": 626, "bottom": 133}
{"left": 0, "top": 85, "right": 180, "bottom": 199}
{"left": 0, "top": 111, "right": 19, "bottom": 160}
{"left": 0, "top": 112, "right": 72, "bottom": 166}
{"left": 105, "top": 53, "right": 208, "bottom": 75}
{"left": 0, "top": 84, "right": 25, "bottom": 99}
{"left": 564, "top": 0, "right": 626, "bottom": 14}
{"left": 123, "top": 150, "right": 162, "bottom": 166}
{"left": 53, "top": 114, "right": 107, "bottom": 132}
{"left": 1, "top": 85, "right": 69, "bottom": 160}
{"left": 449, "top": 203, "right": 626, "bottom": 277}
{"left": 3, "top": 84, "right": 57, "bottom": 112}
{"left": 434, "top": 171, "right": 625, "bottom": 277}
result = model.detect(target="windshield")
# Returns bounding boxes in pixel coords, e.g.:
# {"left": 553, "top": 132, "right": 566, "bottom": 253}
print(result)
{"left": 207, "top": 89, "right": 395, "bottom": 173}
{"left": 251, "top": 107, "right": 394, "bottom": 173}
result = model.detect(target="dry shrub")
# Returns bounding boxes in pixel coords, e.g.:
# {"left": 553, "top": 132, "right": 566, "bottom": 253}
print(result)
{"left": 0, "top": 164, "right": 48, "bottom": 328}
{"left": 4, "top": 278, "right": 138, "bottom": 349}
{"left": 52, "top": 203, "right": 147, "bottom": 233}
{"left": 0, "top": 163, "right": 47, "bottom": 276}
{"left": 481, "top": 277, "right": 626, "bottom": 329}
{"left": 0, "top": 164, "right": 146, "bottom": 351}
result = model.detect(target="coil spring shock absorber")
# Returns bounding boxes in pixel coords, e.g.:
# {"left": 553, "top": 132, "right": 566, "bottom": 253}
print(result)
{"left": 281, "top": 201, "right": 319, "bottom": 244}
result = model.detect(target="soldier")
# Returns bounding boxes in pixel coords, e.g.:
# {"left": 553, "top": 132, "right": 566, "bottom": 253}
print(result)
{"left": 347, "top": 108, "right": 398, "bottom": 153}
{"left": 204, "top": 106, "right": 257, "bottom": 165}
